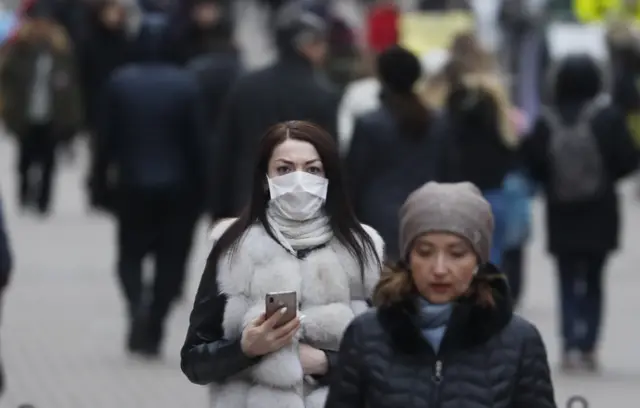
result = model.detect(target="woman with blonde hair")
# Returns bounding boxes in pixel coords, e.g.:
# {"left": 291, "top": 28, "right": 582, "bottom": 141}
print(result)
{"left": 418, "top": 30, "right": 499, "bottom": 110}
{"left": 436, "top": 71, "right": 518, "bottom": 266}
{"left": 325, "top": 181, "right": 555, "bottom": 408}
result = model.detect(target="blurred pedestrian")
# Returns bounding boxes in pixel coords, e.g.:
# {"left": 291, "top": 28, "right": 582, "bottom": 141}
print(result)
{"left": 88, "top": 22, "right": 209, "bottom": 358}
{"left": 166, "top": 0, "right": 233, "bottom": 65}
{"left": 337, "top": 0, "right": 400, "bottom": 156}
{"left": 181, "top": 120, "right": 383, "bottom": 408}
{"left": 325, "top": 181, "right": 555, "bottom": 408}
{"left": 79, "top": 0, "right": 131, "bottom": 141}
{"left": 0, "top": 192, "right": 12, "bottom": 398}
{"left": 521, "top": 54, "right": 639, "bottom": 371}
{"left": 323, "top": 6, "right": 360, "bottom": 91}
{"left": 211, "top": 1, "right": 340, "bottom": 218}
{"left": 0, "top": 2, "right": 82, "bottom": 216}
{"left": 442, "top": 73, "right": 518, "bottom": 266}
{"left": 498, "top": 0, "right": 550, "bottom": 117}
{"left": 347, "top": 46, "right": 457, "bottom": 262}
{"left": 186, "top": 4, "right": 241, "bottom": 137}
{"left": 419, "top": 31, "right": 500, "bottom": 110}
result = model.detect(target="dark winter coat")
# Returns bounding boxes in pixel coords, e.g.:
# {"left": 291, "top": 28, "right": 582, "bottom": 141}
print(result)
{"left": 346, "top": 107, "right": 457, "bottom": 262}
{"left": 78, "top": 16, "right": 130, "bottom": 131}
{"left": 521, "top": 55, "right": 639, "bottom": 254}
{"left": 90, "top": 26, "right": 209, "bottom": 208}
{"left": 0, "top": 21, "right": 82, "bottom": 136}
{"left": 211, "top": 54, "right": 341, "bottom": 217}
{"left": 325, "top": 266, "right": 556, "bottom": 408}
{"left": 187, "top": 48, "right": 241, "bottom": 131}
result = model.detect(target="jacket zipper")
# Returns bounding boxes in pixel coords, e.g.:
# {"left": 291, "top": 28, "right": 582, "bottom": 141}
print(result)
{"left": 430, "top": 359, "right": 444, "bottom": 407}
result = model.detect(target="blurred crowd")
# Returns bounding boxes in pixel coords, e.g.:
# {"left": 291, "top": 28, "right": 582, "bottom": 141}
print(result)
{"left": 0, "top": 0, "right": 639, "bottom": 405}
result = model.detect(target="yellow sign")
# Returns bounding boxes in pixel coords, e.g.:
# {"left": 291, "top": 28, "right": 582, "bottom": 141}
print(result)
{"left": 573, "top": 0, "right": 640, "bottom": 22}
{"left": 399, "top": 11, "right": 474, "bottom": 56}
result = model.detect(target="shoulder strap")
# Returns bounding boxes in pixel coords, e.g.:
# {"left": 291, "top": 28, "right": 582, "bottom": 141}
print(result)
{"left": 580, "top": 94, "right": 610, "bottom": 123}
{"left": 541, "top": 106, "right": 564, "bottom": 132}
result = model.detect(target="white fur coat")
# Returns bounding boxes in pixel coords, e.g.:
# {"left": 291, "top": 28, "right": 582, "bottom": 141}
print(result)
{"left": 208, "top": 219, "right": 384, "bottom": 408}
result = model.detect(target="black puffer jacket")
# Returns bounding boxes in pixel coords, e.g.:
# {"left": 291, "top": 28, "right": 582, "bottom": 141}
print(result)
{"left": 325, "top": 268, "right": 556, "bottom": 408}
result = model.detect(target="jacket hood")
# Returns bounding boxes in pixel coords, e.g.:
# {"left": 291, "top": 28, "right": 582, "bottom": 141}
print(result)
{"left": 377, "top": 262, "right": 513, "bottom": 352}
{"left": 546, "top": 54, "right": 609, "bottom": 105}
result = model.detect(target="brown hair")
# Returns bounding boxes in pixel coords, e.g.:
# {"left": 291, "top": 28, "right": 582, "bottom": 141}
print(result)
{"left": 372, "top": 261, "right": 498, "bottom": 308}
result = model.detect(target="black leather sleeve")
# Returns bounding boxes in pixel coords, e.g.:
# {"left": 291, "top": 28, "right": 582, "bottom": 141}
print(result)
{"left": 324, "top": 321, "right": 366, "bottom": 408}
{"left": 180, "top": 253, "right": 261, "bottom": 385}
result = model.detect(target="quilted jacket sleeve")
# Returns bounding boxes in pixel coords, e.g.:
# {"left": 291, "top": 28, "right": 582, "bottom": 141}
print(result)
{"left": 513, "top": 324, "right": 557, "bottom": 408}
{"left": 324, "top": 318, "right": 366, "bottom": 408}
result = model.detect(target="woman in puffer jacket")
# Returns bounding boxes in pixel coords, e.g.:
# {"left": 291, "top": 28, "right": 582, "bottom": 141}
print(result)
{"left": 181, "top": 121, "right": 384, "bottom": 408}
{"left": 325, "top": 181, "right": 556, "bottom": 408}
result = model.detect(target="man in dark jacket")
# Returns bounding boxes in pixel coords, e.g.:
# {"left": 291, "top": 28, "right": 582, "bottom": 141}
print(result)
{"left": 187, "top": 7, "right": 241, "bottom": 135}
{"left": 0, "top": 192, "right": 12, "bottom": 396}
{"left": 89, "top": 22, "right": 208, "bottom": 357}
{"left": 212, "top": 1, "right": 340, "bottom": 217}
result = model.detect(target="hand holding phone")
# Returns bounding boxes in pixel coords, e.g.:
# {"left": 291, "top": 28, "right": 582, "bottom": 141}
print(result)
{"left": 240, "top": 292, "right": 300, "bottom": 357}
{"left": 265, "top": 291, "right": 297, "bottom": 328}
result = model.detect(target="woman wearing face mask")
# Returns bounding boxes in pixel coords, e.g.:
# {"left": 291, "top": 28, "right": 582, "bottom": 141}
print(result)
{"left": 181, "top": 120, "right": 384, "bottom": 408}
{"left": 325, "top": 182, "right": 556, "bottom": 408}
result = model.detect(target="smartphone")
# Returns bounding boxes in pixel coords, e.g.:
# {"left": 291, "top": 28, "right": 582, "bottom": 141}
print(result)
{"left": 265, "top": 291, "right": 297, "bottom": 328}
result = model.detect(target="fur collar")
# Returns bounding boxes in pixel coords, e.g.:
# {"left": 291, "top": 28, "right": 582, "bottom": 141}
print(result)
{"left": 377, "top": 263, "right": 513, "bottom": 354}
{"left": 14, "top": 21, "right": 71, "bottom": 53}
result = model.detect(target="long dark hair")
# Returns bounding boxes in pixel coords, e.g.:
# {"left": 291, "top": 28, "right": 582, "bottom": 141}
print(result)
{"left": 377, "top": 46, "right": 431, "bottom": 138}
{"left": 380, "top": 90, "right": 431, "bottom": 138}
{"left": 208, "top": 120, "right": 381, "bottom": 273}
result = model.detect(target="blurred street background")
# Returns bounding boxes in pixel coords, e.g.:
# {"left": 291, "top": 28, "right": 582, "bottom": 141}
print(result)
{"left": 0, "top": 0, "right": 640, "bottom": 407}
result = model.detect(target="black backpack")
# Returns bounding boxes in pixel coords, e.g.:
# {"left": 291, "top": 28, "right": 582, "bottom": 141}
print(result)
{"left": 543, "top": 95, "right": 609, "bottom": 203}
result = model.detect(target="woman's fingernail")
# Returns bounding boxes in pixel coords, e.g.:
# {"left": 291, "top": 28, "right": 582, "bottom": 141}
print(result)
{"left": 280, "top": 307, "right": 288, "bottom": 314}
{"left": 299, "top": 314, "right": 306, "bottom": 321}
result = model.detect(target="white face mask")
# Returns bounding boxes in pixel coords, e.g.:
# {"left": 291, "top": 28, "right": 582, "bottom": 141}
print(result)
{"left": 267, "top": 171, "right": 328, "bottom": 221}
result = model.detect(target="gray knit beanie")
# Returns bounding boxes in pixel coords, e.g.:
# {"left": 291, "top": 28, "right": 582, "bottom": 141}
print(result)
{"left": 399, "top": 182, "right": 494, "bottom": 263}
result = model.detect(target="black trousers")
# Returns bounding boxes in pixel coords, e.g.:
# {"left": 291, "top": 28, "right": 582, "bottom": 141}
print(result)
{"left": 555, "top": 252, "right": 608, "bottom": 353}
{"left": 116, "top": 187, "right": 199, "bottom": 325}
{"left": 17, "top": 124, "right": 57, "bottom": 213}
{"left": 503, "top": 246, "right": 525, "bottom": 306}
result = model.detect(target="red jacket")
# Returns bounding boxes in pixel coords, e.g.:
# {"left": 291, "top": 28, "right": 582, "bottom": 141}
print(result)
{"left": 366, "top": 3, "right": 399, "bottom": 53}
